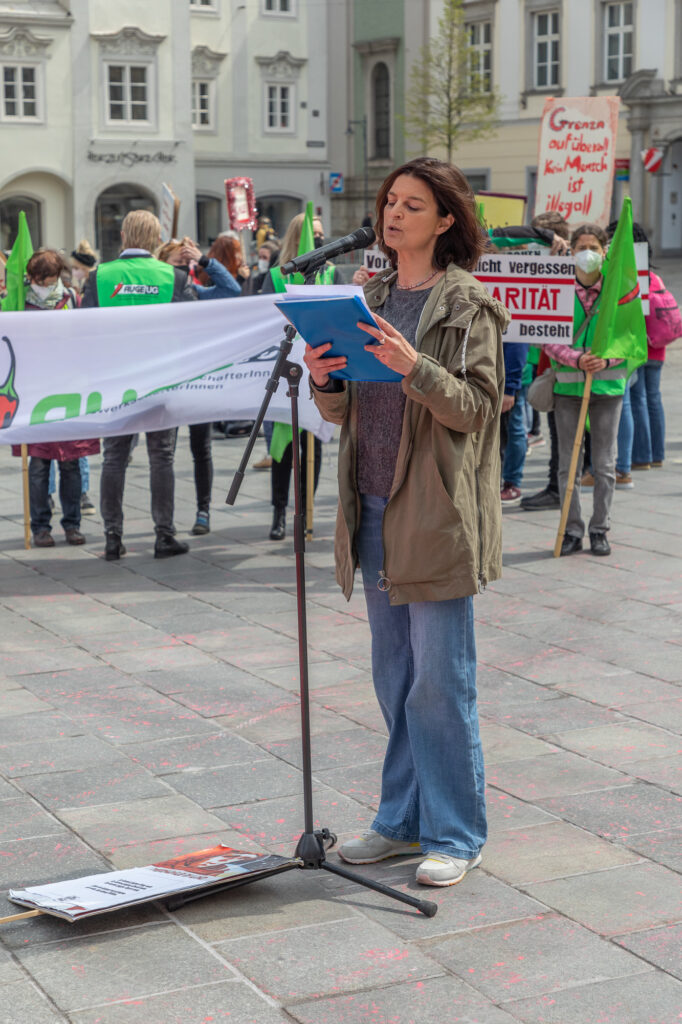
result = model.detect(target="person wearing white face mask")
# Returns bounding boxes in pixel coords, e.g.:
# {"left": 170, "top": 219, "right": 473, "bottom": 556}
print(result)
{"left": 70, "top": 240, "right": 97, "bottom": 295}
{"left": 544, "top": 223, "right": 627, "bottom": 558}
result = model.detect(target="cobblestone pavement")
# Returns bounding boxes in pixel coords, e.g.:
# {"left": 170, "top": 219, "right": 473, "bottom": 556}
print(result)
{"left": 0, "top": 265, "right": 680, "bottom": 1023}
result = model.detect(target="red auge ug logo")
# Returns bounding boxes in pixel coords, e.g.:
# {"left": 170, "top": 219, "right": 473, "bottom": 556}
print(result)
{"left": 0, "top": 336, "right": 19, "bottom": 430}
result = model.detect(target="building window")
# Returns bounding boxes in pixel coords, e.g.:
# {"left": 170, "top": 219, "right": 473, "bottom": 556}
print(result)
{"left": 463, "top": 171, "right": 490, "bottom": 193}
{"left": 604, "top": 2, "right": 633, "bottom": 81}
{"left": 265, "top": 82, "right": 294, "bottom": 132}
{"left": 1, "top": 64, "right": 40, "bottom": 121}
{"left": 263, "top": 0, "right": 295, "bottom": 13}
{"left": 467, "top": 21, "right": 492, "bottom": 93}
{"left": 372, "top": 62, "right": 390, "bottom": 159}
{"left": 190, "top": 0, "right": 216, "bottom": 7}
{"left": 106, "top": 62, "right": 150, "bottom": 123}
{"left": 196, "top": 195, "right": 222, "bottom": 248}
{"left": 0, "top": 195, "right": 41, "bottom": 250}
{"left": 192, "top": 79, "right": 212, "bottom": 128}
{"left": 533, "top": 10, "right": 560, "bottom": 88}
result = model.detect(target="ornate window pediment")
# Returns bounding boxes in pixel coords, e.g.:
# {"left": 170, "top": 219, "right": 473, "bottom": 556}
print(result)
{"left": 255, "top": 50, "right": 306, "bottom": 80}
{"left": 192, "top": 45, "right": 226, "bottom": 79}
{"left": 91, "top": 26, "right": 166, "bottom": 58}
{"left": 0, "top": 26, "right": 53, "bottom": 59}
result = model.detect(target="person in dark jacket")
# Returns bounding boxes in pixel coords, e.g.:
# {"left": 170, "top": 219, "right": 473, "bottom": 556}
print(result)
{"left": 81, "top": 210, "right": 196, "bottom": 561}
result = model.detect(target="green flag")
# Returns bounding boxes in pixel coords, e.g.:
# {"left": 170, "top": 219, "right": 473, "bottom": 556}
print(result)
{"left": 590, "top": 197, "right": 647, "bottom": 378}
{"left": 270, "top": 201, "right": 317, "bottom": 459}
{"left": 269, "top": 200, "right": 316, "bottom": 294}
{"left": 1, "top": 211, "right": 34, "bottom": 312}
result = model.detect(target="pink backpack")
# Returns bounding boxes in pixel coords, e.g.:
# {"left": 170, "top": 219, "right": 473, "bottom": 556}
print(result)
{"left": 646, "top": 272, "right": 682, "bottom": 347}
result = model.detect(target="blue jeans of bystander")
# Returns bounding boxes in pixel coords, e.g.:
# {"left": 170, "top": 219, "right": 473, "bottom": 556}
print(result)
{"left": 631, "top": 359, "right": 665, "bottom": 464}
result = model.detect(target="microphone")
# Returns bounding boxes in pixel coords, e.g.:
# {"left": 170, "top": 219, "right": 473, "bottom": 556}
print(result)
{"left": 280, "top": 226, "right": 376, "bottom": 276}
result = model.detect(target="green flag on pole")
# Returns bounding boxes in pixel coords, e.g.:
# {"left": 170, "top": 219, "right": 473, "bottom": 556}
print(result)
{"left": 1, "top": 211, "right": 34, "bottom": 312}
{"left": 590, "top": 197, "right": 647, "bottom": 378}
{"left": 271, "top": 201, "right": 317, "bottom": 459}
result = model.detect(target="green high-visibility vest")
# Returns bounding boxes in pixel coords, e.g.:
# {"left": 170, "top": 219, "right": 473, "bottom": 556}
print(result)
{"left": 96, "top": 257, "right": 175, "bottom": 307}
{"left": 552, "top": 293, "right": 627, "bottom": 398}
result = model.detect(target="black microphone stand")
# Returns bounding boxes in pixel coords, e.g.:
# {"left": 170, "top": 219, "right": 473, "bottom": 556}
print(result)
{"left": 166, "top": 286, "right": 437, "bottom": 918}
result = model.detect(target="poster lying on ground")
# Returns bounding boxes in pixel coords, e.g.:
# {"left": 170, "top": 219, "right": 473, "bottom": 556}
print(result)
{"left": 534, "top": 96, "right": 619, "bottom": 226}
{"left": 0, "top": 294, "right": 335, "bottom": 445}
{"left": 9, "top": 846, "right": 296, "bottom": 922}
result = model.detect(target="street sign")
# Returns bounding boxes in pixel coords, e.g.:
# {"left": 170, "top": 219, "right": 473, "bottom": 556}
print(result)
{"left": 329, "top": 172, "right": 344, "bottom": 194}
{"left": 641, "top": 148, "right": 664, "bottom": 174}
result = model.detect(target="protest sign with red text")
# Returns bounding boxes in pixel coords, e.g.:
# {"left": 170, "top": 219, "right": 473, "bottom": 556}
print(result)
{"left": 534, "top": 96, "right": 620, "bottom": 227}
{"left": 475, "top": 252, "right": 576, "bottom": 343}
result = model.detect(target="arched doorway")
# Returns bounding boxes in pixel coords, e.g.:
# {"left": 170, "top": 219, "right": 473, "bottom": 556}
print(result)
{"left": 256, "top": 195, "right": 302, "bottom": 239}
{"left": 95, "top": 184, "right": 158, "bottom": 261}
{"left": 196, "top": 194, "right": 222, "bottom": 248}
{"left": 0, "top": 195, "right": 41, "bottom": 250}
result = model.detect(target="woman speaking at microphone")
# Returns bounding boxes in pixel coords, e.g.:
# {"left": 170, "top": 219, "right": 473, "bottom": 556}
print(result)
{"left": 304, "top": 157, "right": 508, "bottom": 887}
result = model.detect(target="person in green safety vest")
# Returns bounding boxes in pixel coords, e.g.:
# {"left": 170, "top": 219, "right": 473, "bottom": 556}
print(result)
{"left": 81, "top": 210, "right": 196, "bottom": 562}
{"left": 544, "top": 223, "right": 627, "bottom": 558}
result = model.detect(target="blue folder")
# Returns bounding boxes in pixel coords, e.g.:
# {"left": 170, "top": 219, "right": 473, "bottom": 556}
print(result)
{"left": 275, "top": 294, "right": 402, "bottom": 382}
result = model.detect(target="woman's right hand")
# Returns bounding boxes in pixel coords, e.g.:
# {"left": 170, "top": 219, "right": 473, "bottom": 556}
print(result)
{"left": 303, "top": 342, "right": 347, "bottom": 387}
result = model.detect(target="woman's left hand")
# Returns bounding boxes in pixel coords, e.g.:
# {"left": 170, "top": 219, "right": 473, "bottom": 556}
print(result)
{"left": 357, "top": 313, "right": 418, "bottom": 377}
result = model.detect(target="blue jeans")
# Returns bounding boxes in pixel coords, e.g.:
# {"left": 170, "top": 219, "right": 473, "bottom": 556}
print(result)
{"left": 355, "top": 494, "right": 486, "bottom": 859}
{"left": 616, "top": 380, "right": 633, "bottom": 475}
{"left": 49, "top": 456, "right": 90, "bottom": 495}
{"left": 502, "top": 390, "right": 527, "bottom": 487}
{"left": 631, "top": 360, "right": 665, "bottom": 464}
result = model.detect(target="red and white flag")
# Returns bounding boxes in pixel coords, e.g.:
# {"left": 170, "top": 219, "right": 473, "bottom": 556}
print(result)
{"left": 641, "top": 148, "right": 664, "bottom": 173}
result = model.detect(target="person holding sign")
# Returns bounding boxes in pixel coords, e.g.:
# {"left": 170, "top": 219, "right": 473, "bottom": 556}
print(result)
{"left": 304, "top": 157, "right": 508, "bottom": 888}
{"left": 545, "top": 224, "right": 627, "bottom": 557}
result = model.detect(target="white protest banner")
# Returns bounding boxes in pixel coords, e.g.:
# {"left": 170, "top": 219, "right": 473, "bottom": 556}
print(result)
{"left": 363, "top": 247, "right": 391, "bottom": 276}
{"left": 634, "top": 240, "right": 650, "bottom": 316}
{"left": 474, "top": 252, "right": 576, "bottom": 343}
{"left": 534, "top": 96, "right": 620, "bottom": 226}
{"left": 0, "top": 295, "right": 335, "bottom": 445}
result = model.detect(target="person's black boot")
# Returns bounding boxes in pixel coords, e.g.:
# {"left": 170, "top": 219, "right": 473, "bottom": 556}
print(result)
{"left": 269, "top": 505, "right": 286, "bottom": 541}
{"left": 104, "top": 533, "right": 126, "bottom": 561}
{"left": 154, "top": 535, "right": 190, "bottom": 559}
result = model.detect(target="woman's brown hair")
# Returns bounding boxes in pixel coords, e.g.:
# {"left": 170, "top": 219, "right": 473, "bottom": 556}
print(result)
{"left": 375, "top": 157, "right": 485, "bottom": 272}
{"left": 196, "top": 235, "right": 241, "bottom": 286}
{"left": 26, "top": 249, "right": 63, "bottom": 283}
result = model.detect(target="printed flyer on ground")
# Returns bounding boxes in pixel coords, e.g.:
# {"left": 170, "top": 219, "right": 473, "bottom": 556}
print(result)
{"left": 9, "top": 846, "right": 296, "bottom": 922}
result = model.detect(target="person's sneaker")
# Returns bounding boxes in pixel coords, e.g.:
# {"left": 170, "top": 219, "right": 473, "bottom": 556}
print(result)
{"left": 500, "top": 483, "right": 522, "bottom": 505}
{"left": 581, "top": 471, "right": 595, "bottom": 488}
{"left": 191, "top": 512, "right": 210, "bottom": 536}
{"left": 527, "top": 432, "right": 546, "bottom": 448}
{"left": 154, "top": 535, "right": 189, "bottom": 559}
{"left": 651, "top": 461, "right": 664, "bottom": 468}
{"left": 337, "top": 830, "right": 422, "bottom": 865}
{"left": 253, "top": 454, "right": 273, "bottom": 470}
{"left": 416, "top": 852, "right": 482, "bottom": 887}
{"left": 64, "top": 528, "right": 86, "bottom": 545}
{"left": 589, "top": 531, "right": 611, "bottom": 556}
{"left": 560, "top": 533, "right": 583, "bottom": 556}
{"left": 631, "top": 462, "right": 651, "bottom": 470}
{"left": 615, "top": 472, "right": 634, "bottom": 490}
{"left": 80, "top": 493, "right": 95, "bottom": 515}
{"left": 520, "top": 487, "right": 560, "bottom": 511}
{"left": 104, "top": 534, "right": 126, "bottom": 561}
{"left": 33, "top": 530, "right": 55, "bottom": 548}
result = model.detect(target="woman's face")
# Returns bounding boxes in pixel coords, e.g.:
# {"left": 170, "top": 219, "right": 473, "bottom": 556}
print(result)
{"left": 30, "top": 274, "right": 59, "bottom": 288}
{"left": 164, "top": 248, "right": 186, "bottom": 267}
{"left": 258, "top": 247, "right": 270, "bottom": 262}
{"left": 382, "top": 174, "right": 454, "bottom": 258}
{"left": 573, "top": 233, "right": 604, "bottom": 257}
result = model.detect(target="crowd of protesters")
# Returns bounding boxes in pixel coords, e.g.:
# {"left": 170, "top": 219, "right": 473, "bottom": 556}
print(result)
{"left": 1, "top": 199, "right": 679, "bottom": 562}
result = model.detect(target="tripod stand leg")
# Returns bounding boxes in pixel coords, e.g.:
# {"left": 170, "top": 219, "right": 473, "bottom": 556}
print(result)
{"left": 321, "top": 861, "right": 438, "bottom": 917}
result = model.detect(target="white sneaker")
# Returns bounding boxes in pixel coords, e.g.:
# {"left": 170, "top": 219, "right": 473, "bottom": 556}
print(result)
{"left": 416, "top": 852, "right": 482, "bottom": 887}
{"left": 337, "top": 830, "right": 421, "bottom": 864}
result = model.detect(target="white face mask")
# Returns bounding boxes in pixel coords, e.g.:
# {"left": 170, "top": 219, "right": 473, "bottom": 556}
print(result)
{"left": 257, "top": 258, "right": 269, "bottom": 274}
{"left": 31, "top": 282, "right": 58, "bottom": 300}
{"left": 575, "top": 249, "right": 603, "bottom": 274}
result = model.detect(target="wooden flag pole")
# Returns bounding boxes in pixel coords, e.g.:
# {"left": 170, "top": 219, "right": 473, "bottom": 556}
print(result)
{"left": 553, "top": 372, "right": 593, "bottom": 558}
{"left": 20, "top": 443, "right": 31, "bottom": 549}
{"left": 0, "top": 909, "right": 44, "bottom": 924}
{"left": 306, "top": 431, "right": 314, "bottom": 540}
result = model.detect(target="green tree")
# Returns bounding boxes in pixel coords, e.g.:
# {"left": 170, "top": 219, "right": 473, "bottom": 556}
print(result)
{"left": 404, "top": 0, "right": 500, "bottom": 162}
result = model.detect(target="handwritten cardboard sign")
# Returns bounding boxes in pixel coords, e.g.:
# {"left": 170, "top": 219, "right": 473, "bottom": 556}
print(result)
{"left": 534, "top": 96, "right": 619, "bottom": 227}
{"left": 475, "top": 252, "right": 576, "bottom": 342}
